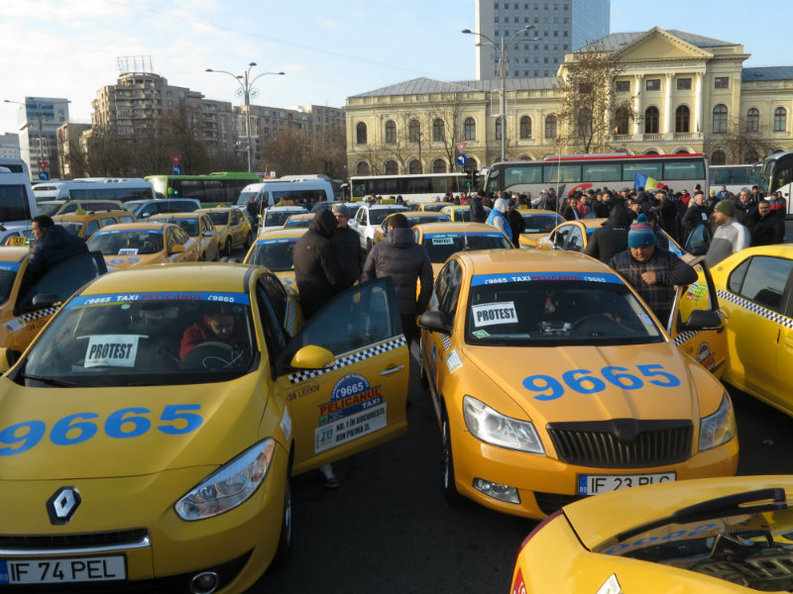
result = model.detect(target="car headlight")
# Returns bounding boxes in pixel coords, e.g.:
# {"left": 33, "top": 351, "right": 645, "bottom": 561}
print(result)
{"left": 462, "top": 395, "right": 545, "bottom": 454}
{"left": 175, "top": 439, "right": 276, "bottom": 521}
{"left": 699, "top": 393, "right": 736, "bottom": 451}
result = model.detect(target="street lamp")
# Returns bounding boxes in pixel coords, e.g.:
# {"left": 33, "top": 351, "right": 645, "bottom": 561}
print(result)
{"left": 462, "top": 26, "right": 539, "bottom": 162}
{"left": 205, "top": 63, "right": 285, "bottom": 172}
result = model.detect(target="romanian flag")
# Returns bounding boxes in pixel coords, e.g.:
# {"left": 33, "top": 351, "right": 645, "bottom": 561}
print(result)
{"left": 634, "top": 172, "right": 661, "bottom": 190}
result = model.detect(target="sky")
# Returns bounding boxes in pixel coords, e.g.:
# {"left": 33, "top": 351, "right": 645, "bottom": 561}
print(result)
{"left": 2, "top": 0, "right": 791, "bottom": 136}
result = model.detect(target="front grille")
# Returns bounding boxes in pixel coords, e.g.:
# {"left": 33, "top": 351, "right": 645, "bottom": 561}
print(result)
{"left": 547, "top": 418, "right": 693, "bottom": 468}
{"left": 0, "top": 529, "right": 149, "bottom": 552}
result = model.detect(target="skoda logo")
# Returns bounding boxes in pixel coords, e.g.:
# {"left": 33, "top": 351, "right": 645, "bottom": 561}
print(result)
{"left": 47, "top": 487, "right": 81, "bottom": 525}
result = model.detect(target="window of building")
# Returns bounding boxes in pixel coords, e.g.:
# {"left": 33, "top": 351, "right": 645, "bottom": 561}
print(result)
{"left": 746, "top": 108, "right": 759, "bottom": 133}
{"left": 384, "top": 159, "right": 398, "bottom": 175}
{"left": 384, "top": 120, "right": 396, "bottom": 144}
{"left": 675, "top": 105, "right": 690, "bottom": 133}
{"left": 464, "top": 117, "right": 476, "bottom": 141}
{"left": 644, "top": 106, "right": 659, "bottom": 134}
{"left": 432, "top": 118, "right": 445, "bottom": 141}
{"left": 676, "top": 78, "right": 692, "bottom": 90}
{"left": 615, "top": 80, "right": 630, "bottom": 93}
{"left": 431, "top": 158, "right": 447, "bottom": 173}
{"left": 614, "top": 106, "right": 630, "bottom": 135}
{"left": 715, "top": 77, "right": 729, "bottom": 89}
{"left": 712, "top": 104, "right": 728, "bottom": 134}
{"left": 519, "top": 116, "right": 532, "bottom": 139}
{"left": 407, "top": 158, "right": 422, "bottom": 174}
{"left": 495, "top": 117, "right": 503, "bottom": 141}
{"left": 356, "top": 161, "right": 370, "bottom": 176}
{"left": 710, "top": 150, "right": 726, "bottom": 165}
{"left": 646, "top": 78, "right": 661, "bottom": 92}
{"left": 408, "top": 118, "right": 421, "bottom": 143}
{"left": 356, "top": 122, "right": 367, "bottom": 145}
{"left": 774, "top": 107, "right": 787, "bottom": 132}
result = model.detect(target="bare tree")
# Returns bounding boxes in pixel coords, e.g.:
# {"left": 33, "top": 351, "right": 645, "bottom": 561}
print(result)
{"left": 259, "top": 123, "right": 347, "bottom": 177}
{"left": 711, "top": 115, "right": 775, "bottom": 163}
{"left": 553, "top": 44, "right": 635, "bottom": 154}
{"left": 427, "top": 93, "right": 464, "bottom": 171}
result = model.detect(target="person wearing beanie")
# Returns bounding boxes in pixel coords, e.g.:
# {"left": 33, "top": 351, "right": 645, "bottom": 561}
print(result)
{"left": 704, "top": 198, "right": 750, "bottom": 268}
{"left": 609, "top": 213, "right": 697, "bottom": 324}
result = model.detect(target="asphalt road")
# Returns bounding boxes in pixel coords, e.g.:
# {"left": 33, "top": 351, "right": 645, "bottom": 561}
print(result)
{"left": 250, "top": 352, "right": 793, "bottom": 594}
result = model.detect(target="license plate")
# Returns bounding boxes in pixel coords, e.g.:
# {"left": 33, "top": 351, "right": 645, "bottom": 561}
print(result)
{"left": 0, "top": 556, "right": 126, "bottom": 584}
{"left": 578, "top": 472, "right": 676, "bottom": 495}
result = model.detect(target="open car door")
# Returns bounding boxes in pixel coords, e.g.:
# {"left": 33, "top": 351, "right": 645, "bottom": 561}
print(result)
{"left": 276, "top": 278, "right": 409, "bottom": 475}
{"left": 669, "top": 256, "right": 726, "bottom": 377}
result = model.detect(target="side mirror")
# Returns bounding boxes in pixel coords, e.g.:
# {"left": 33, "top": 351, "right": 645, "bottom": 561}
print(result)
{"left": 170, "top": 244, "right": 185, "bottom": 255}
{"left": 28, "top": 293, "right": 60, "bottom": 311}
{"left": 0, "top": 347, "right": 21, "bottom": 373}
{"left": 204, "top": 230, "right": 215, "bottom": 237}
{"left": 680, "top": 309, "right": 722, "bottom": 331}
{"left": 290, "top": 345, "right": 335, "bottom": 369}
{"left": 418, "top": 310, "right": 453, "bottom": 334}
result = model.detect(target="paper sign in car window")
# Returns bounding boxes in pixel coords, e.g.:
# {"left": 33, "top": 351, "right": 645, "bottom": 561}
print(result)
{"left": 430, "top": 236, "right": 455, "bottom": 245}
{"left": 471, "top": 301, "right": 518, "bottom": 327}
{"left": 118, "top": 248, "right": 139, "bottom": 255}
{"left": 84, "top": 334, "right": 144, "bottom": 368}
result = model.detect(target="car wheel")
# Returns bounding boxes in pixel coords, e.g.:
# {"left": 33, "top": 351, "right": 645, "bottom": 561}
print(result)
{"left": 243, "top": 231, "right": 252, "bottom": 250}
{"left": 223, "top": 240, "right": 232, "bottom": 258}
{"left": 272, "top": 477, "right": 292, "bottom": 566}
{"left": 441, "top": 406, "right": 462, "bottom": 504}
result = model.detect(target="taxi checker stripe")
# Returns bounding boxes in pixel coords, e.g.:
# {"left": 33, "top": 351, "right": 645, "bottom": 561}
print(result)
{"left": 287, "top": 335, "right": 407, "bottom": 384}
{"left": 17, "top": 305, "right": 61, "bottom": 323}
{"left": 672, "top": 310, "right": 724, "bottom": 346}
{"left": 440, "top": 334, "right": 452, "bottom": 351}
{"left": 717, "top": 289, "right": 793, "bottom": 329}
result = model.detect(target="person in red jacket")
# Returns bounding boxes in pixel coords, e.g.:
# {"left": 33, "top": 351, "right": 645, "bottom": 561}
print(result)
{"left": 179, "top": 307, "right": 249, "bottom": 359}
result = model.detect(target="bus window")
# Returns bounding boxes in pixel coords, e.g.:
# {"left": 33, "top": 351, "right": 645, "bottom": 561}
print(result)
{"left": 623, "top": 161, "right": 662, "bottom": 180}
{"left": 543, "top": 164, "right": 581, "bottom": 183}
{"left": 582, "top": 163, "right": 621, "bottom": 182}
{"left": 663, "top": 161, "right": 705, "bottom": 180}
{"left": 504, "top": 165, "right": 542, "bottom": 186}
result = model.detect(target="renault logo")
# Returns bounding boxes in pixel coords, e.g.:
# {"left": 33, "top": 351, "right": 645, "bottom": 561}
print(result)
{"left": 47, "top": 487, "right": 81, "bottom": 525}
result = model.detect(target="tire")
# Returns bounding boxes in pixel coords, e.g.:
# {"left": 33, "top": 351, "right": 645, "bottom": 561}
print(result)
{"left": 272, "top": 477, "right": 292, "bottom": 566}
{"left": 243, "top": 231, "right": 252, "bottom": 251}
{"left": 441, "top": 406, "right": 462, "bottom": 504}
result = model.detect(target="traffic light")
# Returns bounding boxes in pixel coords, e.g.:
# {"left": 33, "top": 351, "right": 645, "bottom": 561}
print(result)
{"left": 471, "top": 170, "right": 479, "bottom": 189}
{"left": 465, "top": 169, "right": 473, "bottom": 188}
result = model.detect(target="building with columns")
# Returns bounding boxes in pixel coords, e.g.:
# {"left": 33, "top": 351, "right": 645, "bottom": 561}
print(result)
{"left": 345, "top": 27, "right": 793, "bottom": 175}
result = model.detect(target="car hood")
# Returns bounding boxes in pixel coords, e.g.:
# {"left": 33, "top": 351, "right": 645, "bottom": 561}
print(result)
{"left": 462, "top": 341, "right": 700, "bottom": 424}
{"left": 0, "top": 372, "right": 269, "bottom": 480}
{"left": 103, "top": 253, "right": 167, "bottom": 267}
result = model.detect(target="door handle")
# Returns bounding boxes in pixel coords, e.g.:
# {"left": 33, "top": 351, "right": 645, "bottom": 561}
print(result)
{"left": 380, "top": 365, "right": 406, "bottom": 376}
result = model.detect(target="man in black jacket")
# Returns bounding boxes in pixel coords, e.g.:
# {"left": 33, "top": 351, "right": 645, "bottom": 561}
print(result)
{"left": 23, "top": 215, "right": 88, "bottom": 292}
{"left": 329, "top": 204, "right": 362, "bottom": 289}
{"left": 293, "top": 209, "right": 345, "bottom": 319}
{"left": 469, "top": 191, "right": 487, "bottom": 223}
{"left": 361, "top": 213, "right": 432, "bottom": 347}
{"left": 586, "top": 200, "right": 631, "bottom": 264}
{"left": 750, "top": 200, "right": 785, "bottom": 246}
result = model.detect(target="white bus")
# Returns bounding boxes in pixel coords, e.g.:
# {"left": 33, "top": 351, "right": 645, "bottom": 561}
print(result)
{"left": 32, "top": 178, "right": 156, "bottom": 203}
{"left": 708, "top": 163, "right": 763, "bottom": 196}
{"left": 0, "top": 159, "right": 37, "bottom": 226}
{"left": 483, "top": 153, "right": 709, "bottom": 200}
{"left": 349, "top": 173, "right": 468, "bottom": 203}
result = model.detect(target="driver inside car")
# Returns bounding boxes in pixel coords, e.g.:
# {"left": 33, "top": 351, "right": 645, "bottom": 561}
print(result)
{"left": 179, "top": 305, "right": 249, "bottom": 360}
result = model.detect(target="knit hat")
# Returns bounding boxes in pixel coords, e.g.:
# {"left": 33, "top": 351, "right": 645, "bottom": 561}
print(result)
{"left": 628, "top": 214, "right": 656, "bottom": 248}
{"left": 714, "top": 199, "right": 736, "bottom": 217}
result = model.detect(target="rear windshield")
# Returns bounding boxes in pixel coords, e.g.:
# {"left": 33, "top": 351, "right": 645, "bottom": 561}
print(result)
{"left": 421, "top": 232, "right": 512, "bottom": 264}
{"left": 245, "top": 238, "right": 299, "bottom": 271}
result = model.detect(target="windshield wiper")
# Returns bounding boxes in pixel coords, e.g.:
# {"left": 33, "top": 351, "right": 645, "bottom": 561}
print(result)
{"left": 17, "top": 373, "right": 78, "bottom": 387}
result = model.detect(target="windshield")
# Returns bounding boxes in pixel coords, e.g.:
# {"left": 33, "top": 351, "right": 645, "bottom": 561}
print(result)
{"left": 284, "top": 216, "right": 313, "bottom": 228}
{"left": 158, "top": 218, "right": 199, "bottom": 236}
{"left": 369, "top": 207, "right": 408, "bottom": 225}
{"left": 758, "top": 161, "right": 774, "bottom": 195}
{"left": 0, "top": 263, "right": 20, "bottom": 305}
{"left": 246, "top": 238, "right": 299, "bottom": 271}
{"left": 87, "top": 229, "right": 164, "bottom": 255}
{"left": 55, "top": 222, "right": 84, "bottom": 236}
{"left": 522, "top": 213, "right": 563, "bottom": 233}
{"left": 206, "top": 211, "right": 229, "bottom": 226}
{"left": 0, "top": 185, "right": 33, "bottom": 223}
{"left": 20, "top": 292, "right": 256, "bottom": 386}
{"left": 421, "top": 232, "right": 512, "bottom": 263}
{"left": 237, "top": 191, "right": 258, "bottom": 205}
{"left": 265, "top": 210, "right": 303, "bottom": 227}
{"left": 465, "top": 274, "right": 663, "bottom": 347}
{"left": 37, "top": 202, "right": 62, "bottom": 217}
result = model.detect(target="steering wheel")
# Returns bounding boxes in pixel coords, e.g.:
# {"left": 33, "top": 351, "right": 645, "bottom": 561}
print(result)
{"left": 180, "top": 341, "right": 234, "bottom": 369}
{"left": 571, "top": 314, "right": 623, "bottom": 335}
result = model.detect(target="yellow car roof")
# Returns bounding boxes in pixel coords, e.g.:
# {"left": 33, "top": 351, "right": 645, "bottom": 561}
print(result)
{"left": 455, "top": 245, "right": 608, "bottom": 274}
{"left": 98, "top": 222, "right": 169, "bottom": 232}
{"left": 80, "top": 262, "right": 253, "bottom": 296}
{"left": 148, "top": 213, "right": 203, "bottom": 221}
{"left": 197, "top": 207, "right": 235, "bottom": 213}
{"left": 53, "top": 210, "right": 131, "bottom": 222}
{"left": 285, "top": 213, "right": 314, "bottom": 220}
{"left": 417, "top": 222, "right": 507, "bottom": 234}
{"left": 254, "top": 228, "right": 307, "bottom": 240}
{"left": 0, "top": 247, "right": 30, "bottom": 263}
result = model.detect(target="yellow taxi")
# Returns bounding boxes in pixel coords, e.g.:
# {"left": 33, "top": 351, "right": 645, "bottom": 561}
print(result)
{"left": 282, "top": 213, "right": 315, "bottom": 229}
{"left": 418, "top": 249, "right": 737, "bottom": 519}
{"left": 510, "top": 475, "right": 793, "bottom": 592}
{"left": 197, "top": 207, "right": 253, "bottom": 257}
{"left": 413, "top": 222, "right": 513, "bottom": 278}
{"left": 243, "top": 228, "right": 307, "bottom": 291}
{"left": 439, "top": 204, "right": 491, "bottom": 222}
{"left": 0, "top": 248, "right": 106, "bottom": 351}
{"left": 516, "top": 209, "right": 564, "bottom": 248}
{"left": 372, "top": 211, "right": 451, "bottom": 245}
{"left": 0, "top": 263, "right": 409, "bottom": 592}
{"left": 86, "top": 222, "right": 200, "bottom": 269}
{"left": 149, "top": 212, "right": 220, "bottom": 262}
{"left": 414, "top": 202, "right": 449, "bottom": 213}
{"left": 710, "top": 244, "right": 793, "bottom": 416}
{"left": 52, "top": 209, "right": 137, "bottom": 239}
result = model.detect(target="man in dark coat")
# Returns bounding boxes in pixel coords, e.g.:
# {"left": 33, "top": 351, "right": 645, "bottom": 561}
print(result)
{"left": 750, "top": 200, "right": 785, "bottom": 246}
{"left": 469, "top": 191, "right": 487, "bottom": 223}
{"left": 505, "top": 199, "right": 526, "bottom": 247}
{"left": 361, "top": 213, "right": 432, "bottom": 346}
{"left": 329, "top": 203, "right": 363, "bottom": 289}
{"left": 585, "top": 199, "right": 631, "bottom": 264}
{"left": 293, "top": 208, "right": 345, "bottom": 319}
{"left": 23, "top": 215, "right": 88, "bottom": 291}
